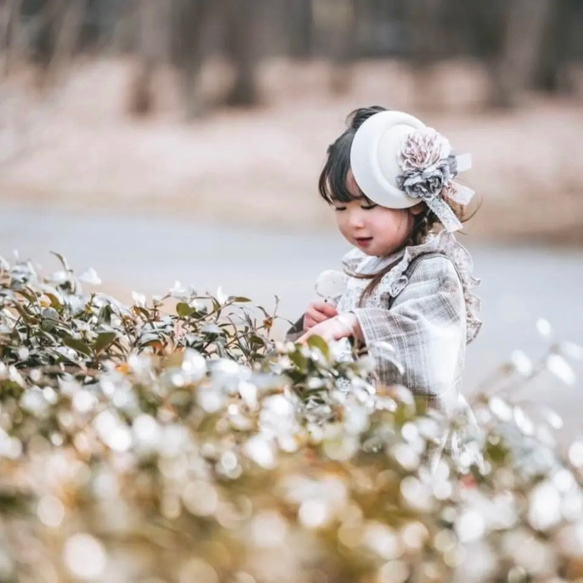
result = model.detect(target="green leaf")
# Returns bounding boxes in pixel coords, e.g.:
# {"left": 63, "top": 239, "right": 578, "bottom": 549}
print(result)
{"left": 97, "top": 304, "right": 113, "bottom": 325}
{"left": 133, "top": 306, "right": 151, "bottom": 319}
{"left": 289, "top": 350, "right": 307, "bottom": 370}
{"left": 45, "top": 293, "right": 63, "bottom": 310}
{"left": 248, "top": 335, "right": 265, "bottom": 347}
{"left": 62, "top": 334, "right": 93, "bottom": 357}
{"left": 54, "top": 346, "right": 81, "bottom": 364}
{"left": 94, "top": 331, "right": 117, "bottom": 354}
{"left": 139, "top": 333, "right": 162, "bottom": 347}
{"left": 13, "top": 303, "right": 35, "bottom": 325}
{"left": 15, "top": 288, "right": 36, "bottom": 303}
{"left": 50, "top": 251, "right": 71, "bottom": 271}
{"left": 42, "top": 308, "right": 60, "bottom": 323}
{"left": 231, "top": 297, "right": 252, "bottom": 303}
{"left": 176, "top": 302, "right": 195, "bottom": 318}
{"left": 307, "top": 335, "right": 330, "bottom": 360}
{"left": 202, "top": 324, "right": 222, "bottom": 336}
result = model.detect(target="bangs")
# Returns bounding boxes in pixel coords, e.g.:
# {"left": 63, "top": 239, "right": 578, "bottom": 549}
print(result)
{"left": 318, "top": 105, "right": 387, "bottom": 206}
{"left": 318, "top": 132, "right": 365, "bottom": 204}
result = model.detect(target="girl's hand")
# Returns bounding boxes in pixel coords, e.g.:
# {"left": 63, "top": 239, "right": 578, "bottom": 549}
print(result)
{"left": 304, "top": 301, "right": 338, "bottom": 330}
{"left": 298, "top": 314, "right": 359, "bottom": 343}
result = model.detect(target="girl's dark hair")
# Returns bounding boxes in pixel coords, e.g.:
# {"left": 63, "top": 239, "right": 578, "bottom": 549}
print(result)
{"left": 318, "top": 106, "right": 475, "bottom": 305}
{"left": 318, "top": 106, "right": 386, "bottom": 205}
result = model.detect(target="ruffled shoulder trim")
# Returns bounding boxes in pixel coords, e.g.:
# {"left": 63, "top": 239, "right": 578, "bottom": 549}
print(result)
{"left": 341, "top": 248, "right": 368, "bottom": 272}
{"left": 384, "top": 231, "right": 482, "bottom": 344}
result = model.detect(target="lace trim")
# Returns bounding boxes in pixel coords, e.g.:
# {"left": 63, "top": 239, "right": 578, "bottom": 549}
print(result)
{"left": 341, "top": 231, "right": 482, "bottom": 343}
{"left": 341, "top": 248, "right": 368, "bottom": 273}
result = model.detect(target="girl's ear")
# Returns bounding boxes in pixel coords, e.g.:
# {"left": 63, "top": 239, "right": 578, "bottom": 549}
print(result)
{"left": 409, "top": 203, "right": 426, "bottom": 216}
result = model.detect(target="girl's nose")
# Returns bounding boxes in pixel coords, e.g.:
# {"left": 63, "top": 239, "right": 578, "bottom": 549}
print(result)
{"left": 348, "top": 209, "right": 365, "bottom": 229}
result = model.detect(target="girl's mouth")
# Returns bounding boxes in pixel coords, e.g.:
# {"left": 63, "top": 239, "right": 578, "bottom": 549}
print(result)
{"left": 355, "top": 237, "right": 373, "bottom": 248}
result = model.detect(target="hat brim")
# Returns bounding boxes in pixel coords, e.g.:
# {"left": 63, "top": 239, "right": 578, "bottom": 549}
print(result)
{"left": 350, "top": 111, "right": 426, "bottom": 209}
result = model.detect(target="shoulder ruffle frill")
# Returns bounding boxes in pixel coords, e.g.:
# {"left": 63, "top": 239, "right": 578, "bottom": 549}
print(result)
{"left": 341, "top": 231, "right": 482, "bottom": 344}
{"left": 340, "top": 247, "right": 368, "bottom": 273}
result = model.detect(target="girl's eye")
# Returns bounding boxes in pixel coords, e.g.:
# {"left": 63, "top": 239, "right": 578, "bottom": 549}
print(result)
{"left": 361, "top": 204, "right": 377, "bottom": 210}
{"left": 334, "top": 206, "right": 347, "bottom": 212}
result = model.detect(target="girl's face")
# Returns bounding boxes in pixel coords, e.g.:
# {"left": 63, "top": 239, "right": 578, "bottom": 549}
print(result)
{"left": 333, "top": 172, "right": 417, "bottom": 257}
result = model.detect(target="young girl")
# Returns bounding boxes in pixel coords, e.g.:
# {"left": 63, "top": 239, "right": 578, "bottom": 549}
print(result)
{"left": 290, "top": 106, "right": 481, "bottom": 417}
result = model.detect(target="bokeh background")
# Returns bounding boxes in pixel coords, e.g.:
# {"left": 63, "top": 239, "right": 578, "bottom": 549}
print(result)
{"left": 1, "top": 0, "right": 583, "bottom": 433}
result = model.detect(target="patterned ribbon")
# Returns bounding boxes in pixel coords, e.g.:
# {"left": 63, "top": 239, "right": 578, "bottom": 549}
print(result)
{"left": 426, "top": 195, "right": 463, "bottom": 232}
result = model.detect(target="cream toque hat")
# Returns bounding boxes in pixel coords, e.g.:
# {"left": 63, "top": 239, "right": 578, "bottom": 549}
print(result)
{"left": 350, "top": 110, "right": 474, "bottom": 232}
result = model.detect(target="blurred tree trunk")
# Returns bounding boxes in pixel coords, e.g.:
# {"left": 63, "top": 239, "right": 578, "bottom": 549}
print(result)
{"left": 30, "top": 0, "right": 60, "bottom": 71}
{"left": 459, "top": 0, "right": 506, "bottom": 59}
{"left": 532, "top": 0, "right": 579, "bottom": 94}
{"left": 223, "top": 0, "right": 262, "bottom": 107}
{"left": 171, "top": 0, "right": 214, "bottom": 119}
{"left": 313, "top": 0, "right": 356, "bottom": 94}
{"left": 0, "top": 0, "right": 21, "bottom": 75}
{"left": 48, "top": 0, "right": 86, "bottom": 80}
{"left": 405, "top": 0, "right": 446, "bottom": 110}
{"left": 32, "top": 0, "right": 86, "bottom": 87}
{"left": 489, "top": 0, "right": 553, "bottom": 108}
{"left": 128, "top": 0, "right": 167, "bottom": 116}
{"left": 287, "top": 0, "right": 313, "bottom": 59}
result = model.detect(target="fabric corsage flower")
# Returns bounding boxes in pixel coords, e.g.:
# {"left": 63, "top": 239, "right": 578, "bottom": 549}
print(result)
{"left": 394, "top": 127, "right": 474, "bottom": 231}
{"left": 396, "top": 128, "right": 457, "bottom": 202}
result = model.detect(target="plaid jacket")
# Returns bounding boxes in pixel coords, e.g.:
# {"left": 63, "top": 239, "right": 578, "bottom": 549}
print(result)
{"left": 290, "top": 232, "right": 481, "bottom": 416}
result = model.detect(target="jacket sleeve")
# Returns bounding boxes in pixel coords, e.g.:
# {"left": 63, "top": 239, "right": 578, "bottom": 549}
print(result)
{"left": 350, "top": 256, "right": 467, "bottom": 414}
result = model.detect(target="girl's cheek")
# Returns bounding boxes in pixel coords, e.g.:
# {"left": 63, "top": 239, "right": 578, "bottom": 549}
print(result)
{"left": 336, "top": 217, "right": 351, "bottom": 240}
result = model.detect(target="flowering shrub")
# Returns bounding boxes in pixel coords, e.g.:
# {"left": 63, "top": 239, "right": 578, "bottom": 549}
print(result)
{"left": 1, "top": 254, "right": 583, "bottom": 583}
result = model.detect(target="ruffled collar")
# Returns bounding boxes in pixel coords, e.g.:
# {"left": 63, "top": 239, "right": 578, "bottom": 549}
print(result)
{"left": 341, "top": 231, "right": 482, "bottom": 343}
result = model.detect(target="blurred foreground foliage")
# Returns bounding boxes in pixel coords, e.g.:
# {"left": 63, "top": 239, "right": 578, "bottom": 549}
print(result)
{"left": 1, "top": 254, "right": 583, "bottom": 583}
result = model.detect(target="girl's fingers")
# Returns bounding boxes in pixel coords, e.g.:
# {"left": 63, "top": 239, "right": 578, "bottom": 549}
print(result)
{"left": 305, "top": 309, "right": 325, "bottom": 326}
{"left": 312, "top": 301, "right": 338, "bottom": 318}
{"left": 304, "top": 302, "right": 338, "bottom": 331}
{"left": 307, "top": 302, "right": 337, "bottom": 322}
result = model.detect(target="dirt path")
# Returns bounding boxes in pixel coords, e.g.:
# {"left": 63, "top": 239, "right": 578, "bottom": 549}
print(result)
{"left": 0, "top": 58, "right": 582, "bottom": 245}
